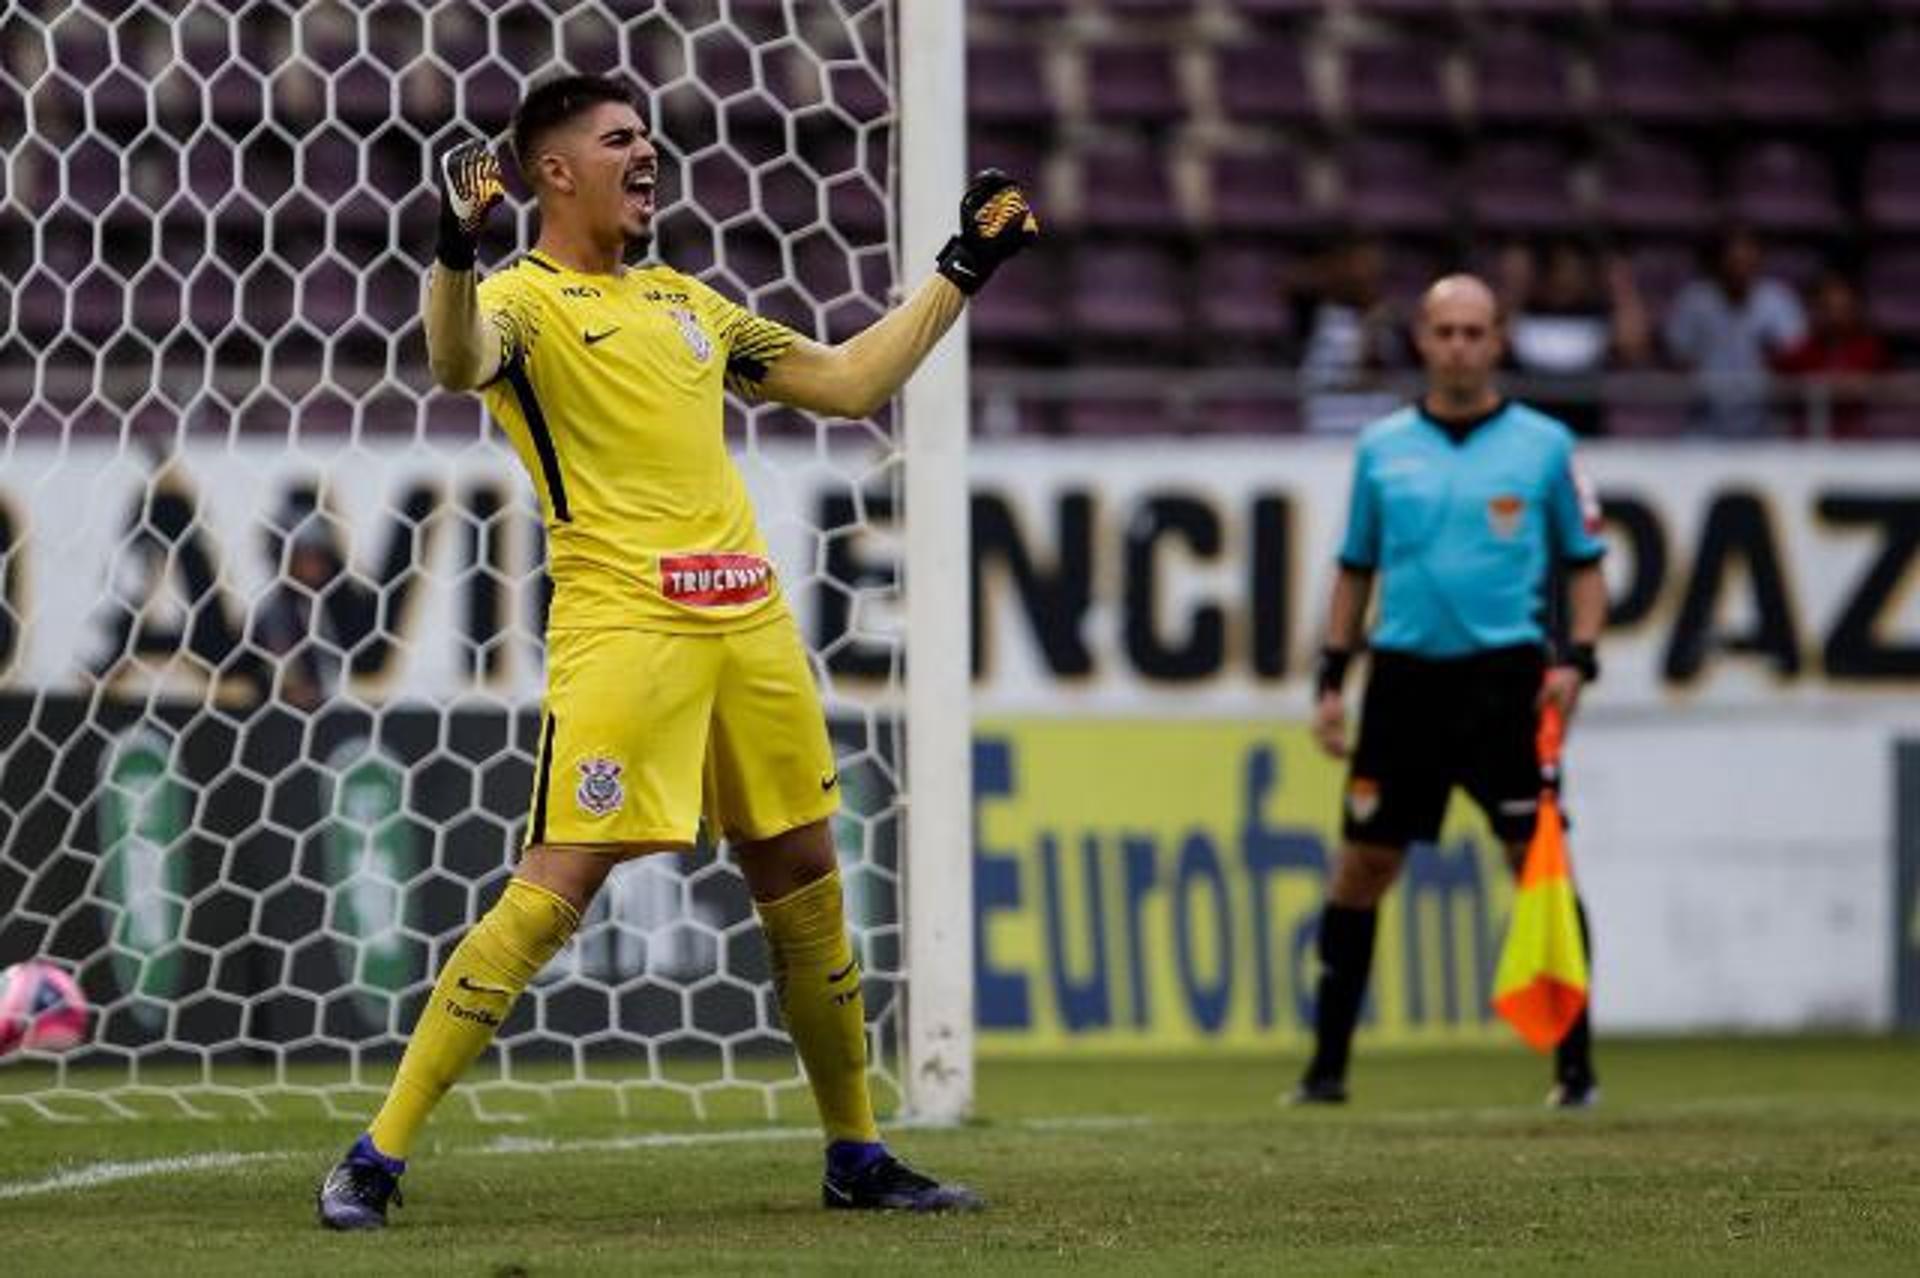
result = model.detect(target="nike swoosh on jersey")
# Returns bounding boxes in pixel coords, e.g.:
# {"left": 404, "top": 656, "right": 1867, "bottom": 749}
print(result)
{"left": 820, "top": 772, "right": 839, "bottom": 792}
{"left": 583, "top": 327, "right": 620, "bottom": 345}
{"left": 457, "top": 976, "right": 512, "bottom": 996}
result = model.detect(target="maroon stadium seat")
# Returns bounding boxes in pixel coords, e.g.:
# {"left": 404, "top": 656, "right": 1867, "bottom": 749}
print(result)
{"left": 1599, "top": 141, "right": 1716, "bottom": 236}
{"left": 1865, "top": 248, "right": 1920, "bottom": 339}
{"left": 1106, "top": 0, "right": 1203, "bottom": 17}
{"left": 1726, "top": 35, "right": 1849, "bottom": 127}
{"left": 970, "top": 243, "right": 1067, "bottom": 352}
{"left": 1465, "top": 141, "right": 1581, "bottom": 235}
{"left": 1604, "top": 404, "right": 1690, "bottom": 438}
{"left": 969, "top": 132, "right": 1049, "bottom": 194}
{"left": 1727, "top": 143, "right": 1847, "bottom": 237}
{"left": 1336, "top": 139, "right": 1454, "bottom": 234}
{"left": 1344, "top": 41, "right": 1453, "bottom": 126}
{"left": 1083, "top": 44, "right": 1186, "bottom": 128}
{"left": 1869, "top": 30, "right": 1920, "bottom": 122}
{"left": 1207, "top": 148, "right": 1321, "bottom": 236}
{"left": 1229, "top": 0, "right": 1326, "bottom": 16}
{"left": 975, "top": 0, "right": 1073, "bottom": 15}
{"left": 1198, "top": 396, "right": 1302, "bottom": 436}
{"left": 968, "top": 42, "right": 1054, "bottom": 129}
{"left": 1194, "top": 244, "right": 1297, "bottom": 349}
{"left": 1068, "top": 242, "right": 1189, "bottom": 346}
{"left": 1349, "top": 0, "right": 1458, "bottom": 19}
{"left": 1062, "top": 398, "right": 1179, "bottom": 438}
{"left": 1469, "top": 27, "right": 1578, "bottom": 127}
{"left": 1613, "top": 0, "right": 1715, "bottom": 17}
{"left": 1865, "top": 144, "right": 1920, "bottom": 233}
{"left": 1215, "top": 41, "right": 1317, "bottom": 125}
{"left": 1071, "top": 139, "right": 1183, "bottom": 236}
{"left": 1594, "top": 30, "right": 1715, "bottom": 126}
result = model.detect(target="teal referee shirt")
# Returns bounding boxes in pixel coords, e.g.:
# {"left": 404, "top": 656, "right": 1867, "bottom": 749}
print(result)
{"left": 1337, "top": 400, "right": 1606, "bottom": 658}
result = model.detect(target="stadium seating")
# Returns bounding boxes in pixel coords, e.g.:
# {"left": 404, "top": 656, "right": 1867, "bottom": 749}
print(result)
{"left": 1343, "top": 41, "right": 1452, "bottom": 127}
{"left": 1865, "top": 143, "right": 1920, "bottom": 233}
{"left": 1727, "top": 143, "right": 1846, "bottom": 237}
{"left": 1868, "top": 30, "right": 1920, "bottom": 121}
{"left": 1594, "top": 29, "right": 1716, "bottom": 126}
{"left": 1084, "top": 44, "right": 1187, "bottom": 129}
{"left": 1336, "top": 139, "right": 1453, "bottom": 234}
{"left": 1194, "top": 244, "right": 1297, "bottom": 350}
{"left": 1599, "top": 142, "right": 1716, "bottom": 236}
{"left": 969, "top": 43, "right": 1055, "bottom": 128}
{"left": 1067, "top": 139, "right": 1183, "bottom": 236}
{"left": 1207, "top": 148, "right": 1320, "bottom": 236}
{"left": 1468, "top": 27, "right": 1578, "bottom": 128}
{"left": 1215, "top": 42, "right": 1316, "bottom": 126}
{"left": 30, "top": 0, "right": 1920, "bottom": 435}
{"left": 1725, "top": 35, "right": 1850, "bottom": 127}
{"left": 1465, "top": 142, "right": 1581, "bottom": 235}
{"left": 1067, "top": 243, "right": 1189, "bottom": 348}
{"left": 1865, "top": 248, "right": 1920, "bottom": 340}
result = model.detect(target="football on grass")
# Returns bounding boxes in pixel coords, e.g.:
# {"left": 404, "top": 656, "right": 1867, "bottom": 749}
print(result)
{"left": 0, "top": 960, "right": 90, "bottom": 1056}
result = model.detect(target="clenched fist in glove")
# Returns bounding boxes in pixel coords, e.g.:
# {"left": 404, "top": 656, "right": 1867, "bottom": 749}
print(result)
{"left": 935, "top": 169, "right": 1040, "bottom": 296}
{"left": 436, "top": 139, "right": 506, "bottom": 271}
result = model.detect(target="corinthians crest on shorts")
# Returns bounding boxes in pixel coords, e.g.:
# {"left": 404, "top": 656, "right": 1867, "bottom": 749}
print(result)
{"left": 668, "top": 306, "right": 712, "bottom": 363}
{"left": 576, "top": 757, "right": 625, "bottom": 817}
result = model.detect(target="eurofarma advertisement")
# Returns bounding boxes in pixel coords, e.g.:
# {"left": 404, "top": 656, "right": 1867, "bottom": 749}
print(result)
{"left": 0, "top": 438, "right": 1914, "bottom": 1048}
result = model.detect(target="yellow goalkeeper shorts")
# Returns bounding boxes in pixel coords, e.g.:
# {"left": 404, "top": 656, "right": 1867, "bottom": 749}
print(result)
{"left": 527, "top": 615, "right": 841, "bottom": 849}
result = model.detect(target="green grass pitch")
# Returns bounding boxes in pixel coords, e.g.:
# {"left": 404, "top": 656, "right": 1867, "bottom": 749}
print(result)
{"left": 2, "top": 1037, "right": 1917, "bottom": 1275}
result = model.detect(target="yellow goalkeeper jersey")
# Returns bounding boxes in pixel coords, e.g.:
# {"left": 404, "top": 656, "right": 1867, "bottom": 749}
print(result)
{"left": 476, "top": 251, "right": 800, "bottom": 633}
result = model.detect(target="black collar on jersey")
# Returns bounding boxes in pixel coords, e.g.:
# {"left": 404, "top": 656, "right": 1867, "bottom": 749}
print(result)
{"left": 1417, "top": 396, "right": 1508, "bottom": 444}
{"left": 523, "top": 252, "right": 562, "bottom": 273}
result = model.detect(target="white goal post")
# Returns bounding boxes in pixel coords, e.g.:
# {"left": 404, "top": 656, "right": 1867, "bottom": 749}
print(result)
{"left": 896, "top": 0, "right": 973, "bottom": 1126}
{"left": 0, "top": 0, "right": 974, "bottom": 1126}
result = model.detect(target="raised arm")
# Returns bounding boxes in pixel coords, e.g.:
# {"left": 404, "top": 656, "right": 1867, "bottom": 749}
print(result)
{"left": 423, "top": 141, "right": 510, "bottom": 392}
{"left": 757, "top": 170, "right": 1038, "bottom": 418}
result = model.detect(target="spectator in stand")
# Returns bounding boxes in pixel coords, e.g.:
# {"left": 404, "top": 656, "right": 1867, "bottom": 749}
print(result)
{"left": 1772, "top": 270, "right": 1892, "bottom": 439}
{"left": 1500, "top": 240, "right": 1651, "bottom": 438}
{"left": 250, "top": 506, "right": 377, "bottom": 710}
{"left": 1293, "top": 238, "right": 1413, "bottom": 435}
{"left": 1663, "top": 227, "right": 1807, "bottom": 436}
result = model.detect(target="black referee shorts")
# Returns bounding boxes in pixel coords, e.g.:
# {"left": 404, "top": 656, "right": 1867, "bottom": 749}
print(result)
{"left": 1342, "top": 645, "right": 1547, "bottom": 849}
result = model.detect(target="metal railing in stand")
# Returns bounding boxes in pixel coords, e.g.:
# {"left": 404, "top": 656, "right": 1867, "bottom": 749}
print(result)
{"left": 971, "top": 368, "right": 1920, "bottom": 442}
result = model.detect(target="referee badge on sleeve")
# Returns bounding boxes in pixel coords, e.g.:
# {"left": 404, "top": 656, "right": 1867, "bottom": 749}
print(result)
{"left": 576, "top": 758, "right": 626, "bottom": 817}
{"left": 1346, "top": 778, "right": 1381, "bottom": 824}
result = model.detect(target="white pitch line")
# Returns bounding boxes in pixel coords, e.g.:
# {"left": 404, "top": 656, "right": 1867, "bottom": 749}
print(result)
{"left": 479, "top": 1125, "right": 823, "bottom": 1155}
{"left": 0, "top": 1115, "right": 1155, "bottom": 1201}
{"left": 0, "top": 1151, "right": 285, "bottom": 1201}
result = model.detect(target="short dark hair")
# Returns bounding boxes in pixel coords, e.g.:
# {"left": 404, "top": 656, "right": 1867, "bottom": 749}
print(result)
{"left": 511, "top": 74, "right": 642, "bottom": 179}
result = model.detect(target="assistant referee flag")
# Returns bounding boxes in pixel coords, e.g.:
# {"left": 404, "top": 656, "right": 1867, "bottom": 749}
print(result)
{"left": 1493, "top": 702, "right": 1589, "bottom": 1051}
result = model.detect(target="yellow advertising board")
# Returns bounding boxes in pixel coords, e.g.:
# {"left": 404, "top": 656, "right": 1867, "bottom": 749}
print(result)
{"left": 974, "top": 720, "right": 1518, "bottom": 1056}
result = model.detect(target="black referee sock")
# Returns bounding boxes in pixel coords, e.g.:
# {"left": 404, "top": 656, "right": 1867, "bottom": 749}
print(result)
{"left": 1555, "top": 898, "right": 1596, "bottom": 1086}
{"left": 1304, "top": 904, "right": 1377, "bottom": 1086}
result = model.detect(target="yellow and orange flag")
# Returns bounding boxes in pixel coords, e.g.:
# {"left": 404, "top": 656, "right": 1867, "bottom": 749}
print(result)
{"left": 1492, "top": 701, "right": 1589, "bottom": 1051}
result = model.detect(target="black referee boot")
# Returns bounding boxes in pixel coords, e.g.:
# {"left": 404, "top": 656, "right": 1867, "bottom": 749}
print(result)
{"left": 1548, "top": 898, "right": 1598, "bottom": 1109}
{"left": 1290, "top": 904, "right": 1376, "bottom": 1105}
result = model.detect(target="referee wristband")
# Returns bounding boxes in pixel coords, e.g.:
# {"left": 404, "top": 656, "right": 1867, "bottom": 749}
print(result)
{"left": 1314, "top": 647, "right": 1353, "bottom": 697}
{"left": 1557, "top": 642, "right": 1600, "bottom": 684}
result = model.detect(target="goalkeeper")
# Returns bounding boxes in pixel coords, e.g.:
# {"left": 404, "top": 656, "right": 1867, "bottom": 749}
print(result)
{"left": 318, "top": 74, "right": 1035, "bottom": 1229}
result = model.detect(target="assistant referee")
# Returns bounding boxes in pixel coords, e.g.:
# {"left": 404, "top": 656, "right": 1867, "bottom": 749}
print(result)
{"left": 1295, "top": 274, "right": 1608, "bottom": 1108}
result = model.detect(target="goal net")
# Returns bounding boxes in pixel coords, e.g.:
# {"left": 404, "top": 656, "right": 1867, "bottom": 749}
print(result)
{"left": 0, "top": 0, "right": 970, "bottom": 1125}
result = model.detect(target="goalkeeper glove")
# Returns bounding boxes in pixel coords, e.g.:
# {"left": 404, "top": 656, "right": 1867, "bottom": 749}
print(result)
{"left": 436, "top": 139, "right": 506, "bottom": 271}
{"left": 935, "top": 169, "right": 1039, "bottom": 296}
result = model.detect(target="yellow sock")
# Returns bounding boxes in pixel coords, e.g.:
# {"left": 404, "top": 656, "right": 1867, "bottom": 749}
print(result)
{"left": 756, "top": 870, "right": 881, "bottom": 1144}
{"left": 367, "top": 878, "right": 580, "bottom": 1159}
